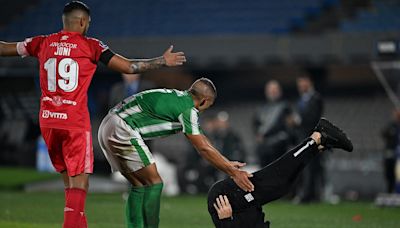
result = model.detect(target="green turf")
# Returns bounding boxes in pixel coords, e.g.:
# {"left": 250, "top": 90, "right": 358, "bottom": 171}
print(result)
{"left": 1, "top": 192, "right": 400, "bottom": 228}
{"left": 0, "top": 167, "right": 58, "bottom": 190}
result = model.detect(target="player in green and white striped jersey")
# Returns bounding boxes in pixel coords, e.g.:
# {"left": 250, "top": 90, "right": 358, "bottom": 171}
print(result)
{"left": 98, "top": 78, "right": 254, "bottom": 228}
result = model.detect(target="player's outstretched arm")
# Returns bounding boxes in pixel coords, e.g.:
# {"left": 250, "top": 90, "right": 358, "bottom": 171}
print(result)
{"left": 0, "top": 41, "right": 19, "bottom": 56}
{"left": 186, "top": 134, "right": 254, "bottom": 192}
{"left": 106, "top": 45, "right": 186, "bottom": 74}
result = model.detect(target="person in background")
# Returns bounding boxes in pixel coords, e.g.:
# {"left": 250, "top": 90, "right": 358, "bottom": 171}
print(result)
{"left": 294, "top": 75, "right": 324, "bottom": 203}
{"left": 253, "top": 80, "right": 294, "bottom": 166}
{"left": 179, "top": 111, "right": 247, "bottom": 194}
{"left": 109, "top": 73, "right": 155, "bottom": 108}
{"left": 381, "top": 109, "right": 400, "bottom": 193}
{"left": 210, "top": 111, "right": 246, "bottom": 163}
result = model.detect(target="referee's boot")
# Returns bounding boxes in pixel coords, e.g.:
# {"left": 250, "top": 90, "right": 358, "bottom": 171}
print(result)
{"left": 314, "top": 118, "right": 353, "bottom": 152}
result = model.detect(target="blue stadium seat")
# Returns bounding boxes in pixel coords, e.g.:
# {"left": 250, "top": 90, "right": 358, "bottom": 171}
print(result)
{"left": 341, "top": 0, "right": 400, "bottom": 32}
{"left": 0, "top": 0, "right": 327, "bottom": 38}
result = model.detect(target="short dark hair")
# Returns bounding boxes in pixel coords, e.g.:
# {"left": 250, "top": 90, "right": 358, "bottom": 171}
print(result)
{"left": 63, "top": 1, "right": 90, "bottom": 16}
{"left": 189, "top": 77, "right": 217, "bottom": 99}
{"left": 200, "top": 77, "right": 217, "bottom": 98}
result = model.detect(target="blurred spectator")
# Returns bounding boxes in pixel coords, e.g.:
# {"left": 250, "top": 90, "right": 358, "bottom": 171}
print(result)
{"left": 209, "top": 111, "right": 246, "bottom": 162}
{"left": 108, "top": 73, "right": 155, "bottom": 107}
{"left": 296, "top": 76, "right": 323, "bottom": 137}
{"left": 382, "top": 109, "right": 400, "bottom": 193}
{"left": 294, "top": 75, "right": 324, "bottom": 203}
{"left": 178, "top": 111, "right": 246, "bottom": 193}
{"left": 253, "top": 80, "right": 295, "bottom": 166}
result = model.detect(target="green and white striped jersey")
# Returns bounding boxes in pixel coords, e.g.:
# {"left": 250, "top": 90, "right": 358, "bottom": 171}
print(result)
{"left": 113, "top": 88, "right": 202, "bottom": 140}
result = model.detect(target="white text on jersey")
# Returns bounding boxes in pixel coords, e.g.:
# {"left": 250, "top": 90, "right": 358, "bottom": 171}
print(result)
{"left": 42, "top": 110, "right": 68, "bottom": 120}
{"left": 50, "top": 42, "right": 77, "bottom": 57}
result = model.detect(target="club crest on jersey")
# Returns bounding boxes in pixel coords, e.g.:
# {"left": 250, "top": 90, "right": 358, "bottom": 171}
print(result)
{"left": 42, "top": 110, "right": 68, "bottom": 120}
{"left": 52, "top": 96, "right": 63, "bottom": 106}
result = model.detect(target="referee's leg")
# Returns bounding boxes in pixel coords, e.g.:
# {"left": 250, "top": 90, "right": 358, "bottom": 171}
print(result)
{"left": 251, "top": 137, "right": 319, "bottom": 205}
{"left": 207, "top": 180, "right": 226, "bottom": 226}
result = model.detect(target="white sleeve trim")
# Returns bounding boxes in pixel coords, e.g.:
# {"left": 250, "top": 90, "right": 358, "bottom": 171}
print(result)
{"left": 190, "top": 109, "right": 200, "bottom": 135}
{"left": 16, "top": 42, "right": 29, "bottom": 57}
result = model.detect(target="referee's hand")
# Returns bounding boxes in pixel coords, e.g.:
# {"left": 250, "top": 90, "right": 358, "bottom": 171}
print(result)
{"left": 232, "top": 169, "right": 254, "bottom": 192}
{"left": 214, "top": 195, "right": 233, "bottom": 220}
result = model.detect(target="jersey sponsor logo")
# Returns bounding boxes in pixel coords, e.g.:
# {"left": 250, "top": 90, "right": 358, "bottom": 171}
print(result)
{"left": 98, "top": 40, "right": 109, "bottom": 50}
{"left": 49, "top": 42, "right": 77, "bottom": 49}
{"left": 60, "top": 35, "right": 69, "bottom": 41}
{"left": 244, "top": 193, "right": 254, "bottom": 202}
{"left": 42, "top": 96, "right": 77, "bottom": 106}
{"left": 42, "top": 110, "right": 68, "bottom": 120}
{"left": 50, "top": 42, "right": 77, "bottom": 57}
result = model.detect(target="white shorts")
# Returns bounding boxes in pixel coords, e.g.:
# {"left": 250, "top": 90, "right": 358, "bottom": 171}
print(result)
{"left": 98, "top": 113, "right": 155, "bottom": 173}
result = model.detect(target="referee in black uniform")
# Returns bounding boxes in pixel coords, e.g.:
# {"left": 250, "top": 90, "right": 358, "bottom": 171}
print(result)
{"left": 207, "top": 118, "right": 353, "bottom": 228}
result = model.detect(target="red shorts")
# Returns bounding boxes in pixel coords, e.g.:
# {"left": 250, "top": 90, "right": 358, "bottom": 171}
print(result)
{"left": 40, "top": 127, "right": 93, "bottom": 176}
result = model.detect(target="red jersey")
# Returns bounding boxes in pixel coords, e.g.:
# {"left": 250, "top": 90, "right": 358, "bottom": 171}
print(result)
{"left": 17, "top": 30, "right": 108, "bottom": 130}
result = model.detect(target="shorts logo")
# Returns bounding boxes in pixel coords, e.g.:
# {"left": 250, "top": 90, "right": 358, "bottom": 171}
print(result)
{"left": 42, "top": 110, "right": 68, "bottom": 120}
{"left": 244, "top": 193, "right": 254, "bottom": 202}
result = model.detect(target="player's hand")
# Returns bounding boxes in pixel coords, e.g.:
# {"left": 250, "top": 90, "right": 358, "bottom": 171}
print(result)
{"left": 163, "top": 45, "right": 186, "bottom": 66}
{"left": 213, "top": 195, "right": 233, "bottom": 220}
{"left": 230, "top": 161, "right": 246, "bottom": 169}
{"left": 232, "top": 169, "right": 254, "bottom": 192}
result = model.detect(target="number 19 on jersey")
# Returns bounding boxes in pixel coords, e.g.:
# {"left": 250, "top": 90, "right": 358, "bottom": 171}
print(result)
{"left": 44, "top": 58, "right": 79, "bottom": 92}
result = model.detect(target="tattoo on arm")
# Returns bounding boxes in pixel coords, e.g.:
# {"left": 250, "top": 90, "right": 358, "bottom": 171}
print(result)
{"left": 130, "top": 56, "right": 166, "bottom": 73}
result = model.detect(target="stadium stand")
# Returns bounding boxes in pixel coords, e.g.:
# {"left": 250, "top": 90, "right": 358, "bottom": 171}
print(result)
{"left": 0, "top": 0, "right": 39, "bottom": 27}
{"left": 341, "top": 0, "right": 400, "bottom": 32}
{"left": 0, "top": 0, "right": 338, "bottom": 38}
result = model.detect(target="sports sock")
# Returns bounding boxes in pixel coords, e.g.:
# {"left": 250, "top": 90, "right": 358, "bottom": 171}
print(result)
{"left": 126, "top": 186, "right": 146, "bottom": 228}
{"left": 143, "top": 183, "right": 164, "bottom": 228}
{"left": 63, "top": 188, "right": 87, "bottom": 228}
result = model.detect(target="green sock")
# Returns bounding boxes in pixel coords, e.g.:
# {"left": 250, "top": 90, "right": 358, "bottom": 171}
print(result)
{"left": 143, "top": 183, "right": 164, "bottom": 228}
{"left": 126, "top": 186, "right": 146, "bottom": 228}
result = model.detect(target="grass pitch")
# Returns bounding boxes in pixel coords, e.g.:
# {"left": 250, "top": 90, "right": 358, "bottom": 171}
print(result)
{"left": 0, "top": 192, "right": 399, "bottom": 228}
{"left": 0, "top": 167, "right": 398, "bottom": 227}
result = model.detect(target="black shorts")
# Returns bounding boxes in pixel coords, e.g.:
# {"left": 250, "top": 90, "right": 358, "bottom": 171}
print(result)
{"left": 207, "top": 179, "right": 269, "bottom": 228}
{"left": 208, "top": 179, "right": 258, "bottom": 213}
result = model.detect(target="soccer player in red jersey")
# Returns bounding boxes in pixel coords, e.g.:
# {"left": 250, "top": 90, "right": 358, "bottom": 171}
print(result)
{"left": 0, "top": 1, "right": 186, "bottom": 227}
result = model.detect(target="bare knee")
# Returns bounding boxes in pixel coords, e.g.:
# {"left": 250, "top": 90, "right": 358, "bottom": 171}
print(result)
{"left": 69, "top": 173, "right": 89, "bottom": 191}
{"left": 142, "top": 175, "right": 163, "bottom": 185}
{"left": 134, "top": 164, "right": 163, "bottom": 186}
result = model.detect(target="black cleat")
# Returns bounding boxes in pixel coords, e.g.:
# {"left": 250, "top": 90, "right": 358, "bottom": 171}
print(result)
{"left": 314, "top": 118, "right": 353, "bottom": 152}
